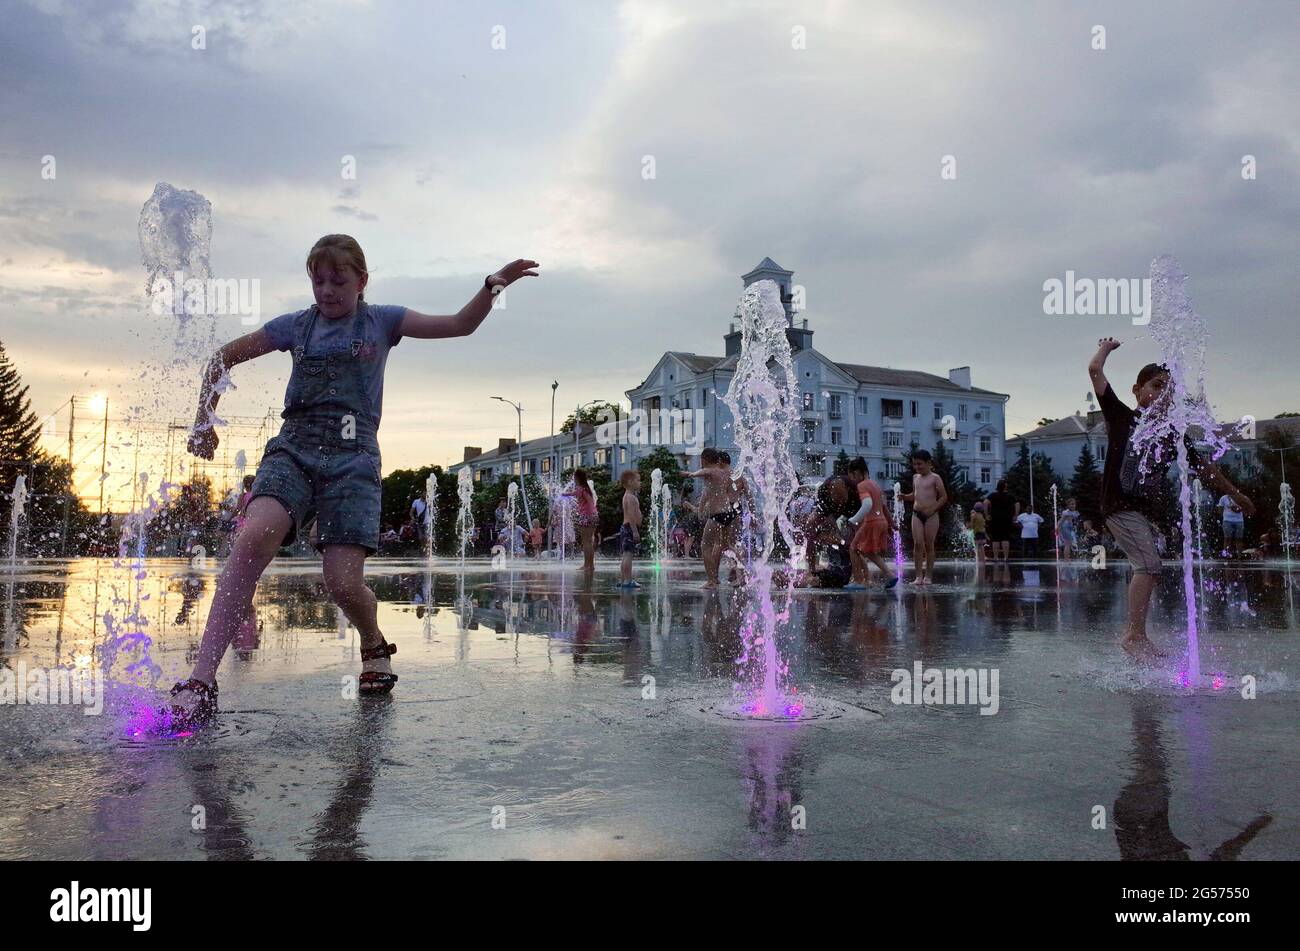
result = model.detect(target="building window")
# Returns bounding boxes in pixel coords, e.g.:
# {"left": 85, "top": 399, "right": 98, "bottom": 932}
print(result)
{"left": 831, "top": 427, "right": 842, "bottom": 445}
{"left": 980, "top": 466, "right": 991, "bottom": 485}
{"left": 979, "top": 435, "right": 992, "bottom": 454}
{"left": 682, "top": 393, "right": 691, "bottom": 410}
{"left": 541, "top": 457, "right": 552, "bottom": 474}
{"left": 1098, "top": 444, "right": 1107, "bottom": 461}
{"left": 828, "top": 394, "right": 842, "bottom": 419}
{"left": 802, "top": 392, "right": 815, "bottom": 410}
{"left": 858, "top": 396, "right": 870, "bottom": 414}
{"left": 910, "top": 431, "right": 920, "bottom": 446}
{"left": 882, "top": 398, "right": 903, "bottom": 418}
{"left": 885, "top": 461, "right": 904, "bottom": 478}
{"left": 933, "top": 402, "right": 944, "bottom": 421}
{"left": 857, "top": 429, "right": 870, "bottom": 447}
{"left": 884, "top": 431, "right": 902, "bottom": 449}
{"left": 803, "top": 420, "right": 818, "bottom": 444}
{"left": 702, "top": 389, "right": 708, "bottom": 407}
{"left": 977, "top": 404, "right": 990, "bottom": 422}
{"left": 959, "top": 436, "right": 970, "bottom": 451}
{"left": 910, "top": 400, "right": 918, "bottom": 418}
{"left": 959, "top": 404, "right": 968, "bottom": 421}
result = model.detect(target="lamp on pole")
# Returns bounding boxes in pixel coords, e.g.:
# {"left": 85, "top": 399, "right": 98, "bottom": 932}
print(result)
{"left": 491, "top": 396, "right": 532, "bottom": 532}
{"left": 550, "top": 381, "right": 558, "bottom": 478}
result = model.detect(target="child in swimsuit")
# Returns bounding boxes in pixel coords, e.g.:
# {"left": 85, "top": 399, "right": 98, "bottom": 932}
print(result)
{"left": 173, "top": 234, "right": 538, "bottom": 729}
{"left": 684, "top": 448, "right": 734, "bottom": 588}
{"left": 842, "top": 457, "right": 898, "bottom": 589}
{"left": 969, "top": 502, "right": 987, "bottom": 565}
{"left": 617, "top": 470, "right": 642, "bottom": 587}
{"left": 901, "top": 449, "right": 947, "bottom": 585}
{"left": 565, "top": 468, "right": 600, "bottom": 575}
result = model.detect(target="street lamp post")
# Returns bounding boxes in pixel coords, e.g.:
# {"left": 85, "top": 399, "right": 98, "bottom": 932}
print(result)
{"left": 491, "top": 396, "right": 532, "bottom": 535}
{"left": 550, "top": 381, "right": 558, "bottom": 479}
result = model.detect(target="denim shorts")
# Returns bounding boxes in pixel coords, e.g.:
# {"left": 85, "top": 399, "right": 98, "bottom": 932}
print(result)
{"left": 249, "top": 432, "right": 383, "bottom": 553}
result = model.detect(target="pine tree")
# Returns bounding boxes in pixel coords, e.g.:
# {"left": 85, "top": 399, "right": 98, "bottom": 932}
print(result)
{"left": 1069, "top": 442, "right": 1103, "bottom": 523}
{"left": 0, "top": 340, "right": 41, "bottom": 466}
{"left": 1006, "top": 441, "right": 1066, "bottom": 526}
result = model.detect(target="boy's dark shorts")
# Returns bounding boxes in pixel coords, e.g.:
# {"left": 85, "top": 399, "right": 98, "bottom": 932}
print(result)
{"left": 619, "top": 523, "right": 638, "bottom": 555}
{"left": 249, "top": 435, "right": 383, "bottom": 554}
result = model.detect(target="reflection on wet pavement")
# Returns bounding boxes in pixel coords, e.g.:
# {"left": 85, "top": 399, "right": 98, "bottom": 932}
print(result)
{"left": 1, "top": 557, "right": 1297, "bottom": 860}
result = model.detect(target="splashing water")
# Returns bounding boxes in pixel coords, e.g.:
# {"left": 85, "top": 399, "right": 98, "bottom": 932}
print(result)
{"left": 457, "top": 468, "right": 474, "bottom": 566}
{"left": 649, "top": 468, "right": 665, "bottom": 568}
{"left": 720, "top": 280, "right": 801, "bottom": 718}
{"left": 662, "top": 483, "right": 673, "bottom": 561}
{"left": 101, "top": 473, "right": 168, "bottom": 691}
{"left": 892, "top": 482, "right": 905, "bottom": 571}
{"left": 1129, "top": 256, "right": 1234, "bottom": 683}
{"left": 6, "top": 475, "right": 27, "bottom": 565}
{"left": 1192, "top": 477, "right": 1205, "bottom": 561}
{"left": 1280, "top": 483, "right": 1295, "bottom": 567}
{"left": 948, "top": 502, "right": 975, "bottom": 560}
{"left": 1049, "top": 484, "right": 1060, "bottom": 561}
{"left": 506, "top": 482, "right": 519, "bottom": 559}
{"left": 424, "top": 473, "right": 438, "bottom": 563}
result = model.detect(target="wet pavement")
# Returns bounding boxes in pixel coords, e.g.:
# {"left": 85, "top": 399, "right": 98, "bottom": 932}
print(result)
{"left": 1, "top": 556, "right": 1297, "bottom": 860}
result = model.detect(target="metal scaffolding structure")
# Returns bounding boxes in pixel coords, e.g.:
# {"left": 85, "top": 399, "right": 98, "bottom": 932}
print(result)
{"left": 33, "top": 397, "right": 282, "bottom": 515}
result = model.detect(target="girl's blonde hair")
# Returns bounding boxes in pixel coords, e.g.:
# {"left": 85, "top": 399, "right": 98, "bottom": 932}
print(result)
{"left": 307, "top": 234, "right": 369, "bottom": 300}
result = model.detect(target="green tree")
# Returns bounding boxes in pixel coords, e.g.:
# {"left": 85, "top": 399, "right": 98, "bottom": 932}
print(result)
{"left": 0, "top": 340, "right": 40, "bottom": 466}
{"left": 1068, "top": 442, "right": 1103, "bottom": 523}
{"left": 832, "top": 448, "right": 851, "bottom": 475}
{"left": 0, "top": 342, "right": 96, "bottom": 555}
{"left": 144, "top": 476, "right": 216, "bottom": 555}
{"left": 560, "top": 401, "right": 622, "bottom": 435}
{"left": 1005, "top": 441, "right": 1066, "bottom": 529}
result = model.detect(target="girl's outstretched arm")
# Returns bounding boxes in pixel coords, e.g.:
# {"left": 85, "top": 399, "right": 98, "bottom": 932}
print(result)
{"left": 400, "top": 259, "right": 539, "bottom": 339}
{"left": 188, "top": 329, "right": 278, "bottom": 459}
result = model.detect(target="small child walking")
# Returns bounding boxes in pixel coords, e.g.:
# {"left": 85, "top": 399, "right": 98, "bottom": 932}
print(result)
{"left": 1087, "top": 337, "right": 1254, "bottom": 662}
{"left": 618, "top": 470, "right": 642, "bottom": 588}
{"left": 173, "top": 234, "right": 538, "bottom": 728}
{"left": 843, "top": 457, "right": 898, "bottom": 590}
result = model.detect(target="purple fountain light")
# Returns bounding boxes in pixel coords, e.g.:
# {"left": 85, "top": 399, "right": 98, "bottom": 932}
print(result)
{"left": 720, "top": 280, "right": 801, "bottom": 718}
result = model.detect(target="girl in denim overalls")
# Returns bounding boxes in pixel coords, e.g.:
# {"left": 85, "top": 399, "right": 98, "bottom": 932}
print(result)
{"left": 172, "top": 235, "right": 539, "bottom": 728}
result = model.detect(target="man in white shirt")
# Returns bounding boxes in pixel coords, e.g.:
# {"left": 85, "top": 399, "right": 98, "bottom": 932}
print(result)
{"left": 1017, "top": 506, "right": 1045, "bottom": 559}
{"left": 1218, "top": 493, "right": 1245, "bottom": 557}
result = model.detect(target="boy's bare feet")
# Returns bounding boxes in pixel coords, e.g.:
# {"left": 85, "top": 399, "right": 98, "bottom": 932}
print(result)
{"left": 1121, "top": 635, "right": 1168, "bottom": 664}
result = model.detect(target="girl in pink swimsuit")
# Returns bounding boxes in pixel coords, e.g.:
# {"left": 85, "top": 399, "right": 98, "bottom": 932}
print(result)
{"left": 564, "top": 468, "right": 599, "bottom": 574}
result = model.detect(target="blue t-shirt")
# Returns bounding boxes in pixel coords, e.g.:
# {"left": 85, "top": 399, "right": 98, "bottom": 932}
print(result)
{"left": 262, "top": 302, "right": 406, "bottom": 428}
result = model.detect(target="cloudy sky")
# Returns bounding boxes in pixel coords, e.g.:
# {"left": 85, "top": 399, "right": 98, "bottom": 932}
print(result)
{"left": 2, "top": 0, "right": 1298, "bottom": 507}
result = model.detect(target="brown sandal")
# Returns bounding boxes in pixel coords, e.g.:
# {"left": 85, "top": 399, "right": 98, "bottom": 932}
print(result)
{"left": 359, "top": 638, "right": 398, "bottom": 695}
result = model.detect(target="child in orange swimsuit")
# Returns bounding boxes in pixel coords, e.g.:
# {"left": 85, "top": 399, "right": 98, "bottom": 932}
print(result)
{"left": 843, "top": 457, "right": 897, "bottom": 589}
